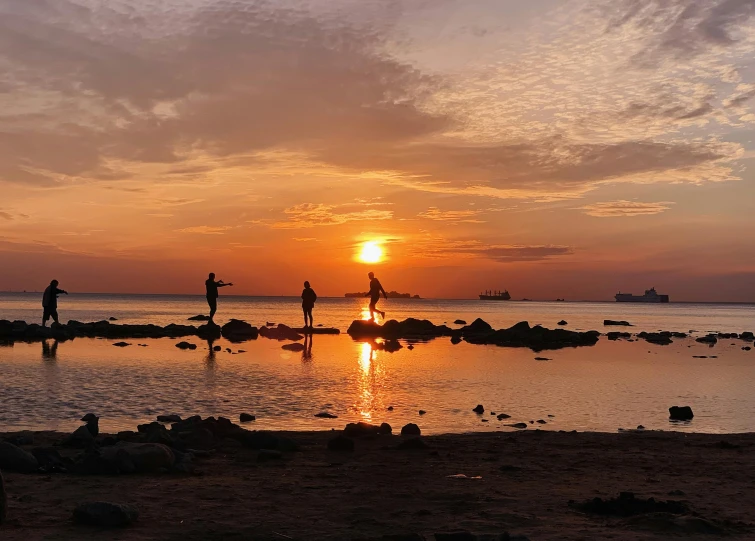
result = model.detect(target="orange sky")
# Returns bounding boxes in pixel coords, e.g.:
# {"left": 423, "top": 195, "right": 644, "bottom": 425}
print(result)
{"left": 1, "top": 0, "right": 755, "bottom": 301}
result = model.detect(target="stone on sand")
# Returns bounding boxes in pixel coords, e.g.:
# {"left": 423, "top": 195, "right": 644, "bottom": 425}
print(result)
{"left": 0, "top": 442, "right": 38, "bottom": 473}
{"left": 401, "top": 423, "right": 421, "bottom": 436}
{"left": 73, "top": 501, "right": 139, "bottom": 528}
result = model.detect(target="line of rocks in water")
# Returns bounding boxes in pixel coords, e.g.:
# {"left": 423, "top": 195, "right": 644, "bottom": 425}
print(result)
{"left": 0, "top": 319, "right": 340, "bottom": 345}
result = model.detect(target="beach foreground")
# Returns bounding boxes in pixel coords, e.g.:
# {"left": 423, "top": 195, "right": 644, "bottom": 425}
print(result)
{"left": 1, "top": 429, "right": 753, "bottom": 540}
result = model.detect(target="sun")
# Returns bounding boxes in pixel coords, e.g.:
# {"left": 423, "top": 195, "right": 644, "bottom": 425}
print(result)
{"left": 359, "top": 241, "right": 383, "bottom": 264}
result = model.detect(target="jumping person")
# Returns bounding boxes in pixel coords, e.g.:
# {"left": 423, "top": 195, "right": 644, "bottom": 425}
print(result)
{"left": 42, "top": 280, "right": 68, "bottom": 326}
{"left": 365, "top": 272, "right": 388, "bottom": 321}
{"left": 205, "top": 273, "right": 233, "bottom": 322}
{"left": 301, "top": 281, "right": 317, "bottom": 328}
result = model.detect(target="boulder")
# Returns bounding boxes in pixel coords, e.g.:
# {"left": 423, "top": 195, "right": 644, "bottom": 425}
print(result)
{"left": 73, "top": 502, "right": 139, "bottom": 528}
{"left": 213, "top": 345, "right": 221, "bottom": 351}
{"left": 240, "top": 413, "right": 256, "bottom": 422}
{"left": 221, "top": 319, "right": 259, "bottom": 342}
{"left": 740, "top": 331, "right": 754, "bottom": 340}
{"left": 327, "top": 435, "right": 355, "bottom": 452}
{"left": 112, "top": 342, "right": 130, "bottom": 347}
{"left": 106, "top": 443, "right": 175, "bottom": 472}
{"left": 464, "top": 321, "right": 600, "bottom": 351}
{"left": 669, "top": 406, "right": 694, "bottom": 421}
{"left": 497, "top": 413, "right": 511, "bottom": 420}
{"left": 197, "top": 323, "right": 222, "bottom": 340}
{"left": 637, "top": 332, "right": 673, "bottom": 345}
{"left": 343, "top": 422, "right": 391, "bottom": 437}
{"left": 454, "top": 320, "right": 467, "bottom": 325}
{"left": 509, "top": 423, "right": 528, "bottom": 429}
{"left": 182, "top": 427, "right": 216, "bottom": 450}
{"left": 558, "top": 320, "right": 567, "bottom": 326}
{"left": 175, "top": 341, "right": 197, "bottom": 350}
{"left": 347, "top": 318, "right": 453, "bottom": 340}
{"left": 401, "top": 423, "right": 421, "bottom": 436}
{"left": 31, "top": 447, "right": 69, "bottom": 472}
{"left": 314, "top": 412, "right": 338, "bottom": 419}
{"left": 0, "top": 442, "right": 38, "bottom": 473}
{"left": 188, "top": 314, "right": 211, "bottom": 321}
{"left": 157, "top": 414, "right": 182, "bottom": 423}
{"left": 450, "top": 336, "right": 462, "bottom": 345}
{"left": 0, "top": 470, "right": 5, "bottom": 523}
{"left": 607, "top": 332, "right": 632, "bottom": 340}
{"left": 472, "top": 404, "right": 485, "bottom": 414}
{"left": 281, "top": 343, "right": 305, "bottom": 352}
{"left": 604, "top": 320, "right": 632, "bottom": 326}
{"left": 696, "top": 335, "right": 717, "bottom": 345}
{"left": 259, "top": 324, "right": 302, "bottom": 341}
{"left": 460, "top": 318, "right": 494, "bottom": 335}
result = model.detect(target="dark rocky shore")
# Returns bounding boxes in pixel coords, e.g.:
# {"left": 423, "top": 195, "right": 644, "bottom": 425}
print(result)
{"left": 1, "top": 417, "right": 753, "bottom": 540}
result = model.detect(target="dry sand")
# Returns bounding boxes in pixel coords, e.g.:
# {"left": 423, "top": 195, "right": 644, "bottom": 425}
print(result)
{"left": 1, "top": 429, "right": 754, "bottom": 540}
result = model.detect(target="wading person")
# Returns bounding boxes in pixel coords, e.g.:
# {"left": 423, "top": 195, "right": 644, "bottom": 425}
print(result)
{"left": 301, "top": 281, "right": 317, "bottom": 328}
{"left": 42, "top": 280, "right": 68, "bottom": 326}
{"left": 205, "top": 273, "right": 233, "bottom": 322}
{"left": 365, "top": 272, "right": 388, "bottom": 321}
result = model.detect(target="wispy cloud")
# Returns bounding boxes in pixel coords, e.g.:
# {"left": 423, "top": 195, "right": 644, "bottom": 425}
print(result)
{"left": 417, "top": 207, "right": 485, "bottom": 223}
{"left": 274, "top": 203, "right": 393, "bottom": 229}
{"left": 580, "top": 200, "right": 674, "bottom": 217}
{"left": 175, "top": 226, "right": 233, "bottom": 235}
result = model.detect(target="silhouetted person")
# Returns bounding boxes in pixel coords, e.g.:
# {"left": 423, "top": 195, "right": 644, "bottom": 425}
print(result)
{"left": 302, "top": 281, "right": 317, "bottom": 328}
{"left": 365, "top": 272, "right": 388, "bottom": 321}
{"left": 42, "top": 280, "right": 67, "bottom": 326}
{"left": 205, "top": 273, "right": 233, "bottom": 322}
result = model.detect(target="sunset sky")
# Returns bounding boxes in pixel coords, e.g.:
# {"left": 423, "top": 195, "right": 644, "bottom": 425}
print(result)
{"left": 1, "top": 0, "right": 755, "bottom": 301}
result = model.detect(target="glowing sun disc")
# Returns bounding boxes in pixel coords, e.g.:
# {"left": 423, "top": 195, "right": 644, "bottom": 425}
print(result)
{"left": 359, "top": 241, "right": 383, "bottom": 263}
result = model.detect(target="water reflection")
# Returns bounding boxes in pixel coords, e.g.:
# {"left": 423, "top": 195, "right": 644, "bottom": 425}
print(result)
{"left": 204, "top": 338, "right": 217, "bottom": 372}
{"left": 41, "top": 339, "right": 58, "bottom": 362}
{"left": 302, "top": 334, "right": 313, "bottom": 362}
{"left": 356, "top": 341, "right": 387, "bottom": 421}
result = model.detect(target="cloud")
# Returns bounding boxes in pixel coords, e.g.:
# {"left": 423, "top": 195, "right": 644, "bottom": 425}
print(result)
{"left": 579, "top": 200, "right": 674, "bottom": 217}
{"left": 0, "top": 210, "right": 13, "bottom": 220}
{"left": 175, "top": 226, "right": 233, "bottom": 234}
{"left": 413, "top": 237, "right": 573, "bottom": 262}
{"left": 274, "top": 203, "right": 393, "bottom": 229}
{"left": 417, "top": 207, "right": 485, "bottom": 223}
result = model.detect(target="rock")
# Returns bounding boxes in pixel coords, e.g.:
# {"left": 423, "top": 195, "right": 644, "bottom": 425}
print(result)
{"left": 112, "top": 342, "right": 130, "bottom": 347}
{"left": 604, "top": 320, "right": 632, "bottom": 326}
{"left": 464, "top": 321, "right": 600, "bottom": 351}
{"left": 175, "top": 341, "right": 197, "bottom": 350}
{"left": 536, "top": 419, "right": 547, "bottom": 424}
{"left": 744, "top": 346, "right": 752, "bottom": 351}
{"left": 696, "top": 335, "right": 717, "bottom": 344}
{"left": 497, "top": 413, "right": 511, "bottom": 420}
{"left": 343, "top": 422, "right": 392, "bottom": 437}
{"left": 213, "top": 345, "right": 221, "bottom": 351}
{"left": 454, "top": 320, "right": 467, "bottom": 325}
{"left": 257, "top": 449, "right": 283, "bottom": 461}
{"left": 109, "top": 443, "right": 175, "bottom": 472}
{"left": 450, "top": 336, "right": 462, "bottom": 345}
{"left": 472, "top": 404, "right": 485, "bottom": 414}
{"left": 221, "top": 319, "right": 259, "bottom": 342}
{"left": 407, "top": 344, "right": 415, "bottom": 350}
{"left": 259, "top": 324, "right": 303, "bottom": 341}
{"left": 0, "top": 470, "right": 5, "bottom": 523}
{"left": 73, "top": 502, "right": 139, "bottom": 528}
{"left": 226, "top": 347, "right": 232, "bottom": 353}
{"left": 157, "top": 414, "right": 182, "bottom": 423}
{"left": 327, "top": 435, "right": 354, "bottom": 452}
{"left": 570, "top": 491, "right": 689, "bottom": 517}
{"left": 418, "top": 410, "right": 426, "bottom": 416}
{"left": 401, "top": 423, "right": 421, "bottom": 436}
{"left": 509, "top": 423, "right": 528, "bottom": 429}
{"left": 314, "top": 412, "right": 338, "bottom": 419}
{"left": 387, "top": 406, "right": 394, "bottom": 411}
{"left": 281, "top": 342, "right": 305, "bottom": 352}
{"left": 239, "top": 413, "right": 256, "bottom": 422}
{"left": 669, "top": 406, "right": 694, "bottom": 421}
{"left": 637, "top": 425, "right": 645, "bottom": 430}
{"left": 637, "top": 331, "right": 673, "bottom": 345}
{"left": 31, "top": 447, "right": 69, "bottom": 472}
{"left": 558, "top": 320, "right": 567, "bottom": 325}
{"left": 183, "top": 427, "right": 216, "bottom": 450}
{"left": 397, "top": 437, "right": 429, "bottom": 450}
{"left": 188, "top": 314, "right": 211, "bottom": 321}
{"left": 109, "top": 317, "right": 118, "bottom": 321}
{"left": 0, "top": 442, "right": 38, "bottom": 473}
{"left": 347, "top": 318, "right": 453, "bottom": 340}
{"left": 607, "top": 331, "right": 631, "bottom": 340}
{"left": 534, "top": 357, "right": 551, "bottom": 361}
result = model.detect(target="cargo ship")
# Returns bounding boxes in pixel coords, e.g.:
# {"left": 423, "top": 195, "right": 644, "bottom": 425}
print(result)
{"left": 615, "top": 287, "right": 669, "bottom": 303}
{"left": 479, "top": 290, "right": 511, "bottom": 301}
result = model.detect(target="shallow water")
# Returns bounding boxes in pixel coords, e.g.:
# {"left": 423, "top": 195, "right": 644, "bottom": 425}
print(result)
{"left": 1, "top": 293, "right": 754, "bottom": 434}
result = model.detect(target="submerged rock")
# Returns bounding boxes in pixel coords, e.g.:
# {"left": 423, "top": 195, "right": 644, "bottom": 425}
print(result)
{"left": 607, "top": 331, "right": 632, "bottom": 340}
{"left": 259, "top": 324, "right": 303, "bottom": 341}
{"left": 464, "top": 321, "right": 600, "bottom": 352}
{"left": 112, "top": 342, "right": 130, "bottom": 347}
{"left": 239, "top": 413, "right": 256, "bottom": 422}
{"left": 472, "top": 405, "right": 485, "bottom": 414}
{"left": 188, "top": 314, "right": 210, "bottom": 321}
{"left": 281, "top": 343, "right": 305, "bottom": 352}
{"left": 314, "top": 412, "right": 338, "bottom": 419}
{"left": 454, "top": 319, "right": 467, "bottom": 325}
{"left": 604, "top": 320, "right": 632, "bottom": 326}
{"left": 637, "top": 332, "right": 673, "bottom": 345}
{"left": 558, "top": 320, "right": 568, "bottom": 325}
{"left": 73, "top": 502, "right": 139, "bottom": 528}
{"left": 669, "top": 406, "right": 694, "bottom": 421}
{"left": 696, "top": 335, "right": 718, "bottom": 345}
{"left": 175, "top": 341, "right": 197, "bottom": 350}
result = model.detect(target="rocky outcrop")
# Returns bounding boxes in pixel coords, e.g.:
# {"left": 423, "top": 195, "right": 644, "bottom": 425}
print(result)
{"left": 342, "top": 422, "right": 392, "bottom": 437}
{"left": 347, "top": 318, "right": 453, "bottom": 340}
{"left": 604, "top": 320, "right": 632, "bottom": 326}
{"left": 221, "top": 319, "right": 258, "bottom": 342}
{"left": 607, "top": 332, "right": 632, "bottom": 340}
{"left": 463, "top": 321, "right": 600, "bottom": 351}
{"left": 696, "top": 335, "right": 717, "bottom": 345}
{"left": 73, "top": 502, "right": 139, "bottom": 528}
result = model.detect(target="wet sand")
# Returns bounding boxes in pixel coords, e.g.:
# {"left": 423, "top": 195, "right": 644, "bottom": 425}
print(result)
{"left": 1, "top": 430, "right": 753, "bottom": 540}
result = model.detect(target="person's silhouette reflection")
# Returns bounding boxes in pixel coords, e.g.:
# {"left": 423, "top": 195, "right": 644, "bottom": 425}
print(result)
{"left": 205, "top": 337, "right": 217, "bottom": 368}
{"left": 42, "top": 339, "right": 58, "bottom": 361}
{"left": 302, "top": 333, "right": 313, "bottom": 361}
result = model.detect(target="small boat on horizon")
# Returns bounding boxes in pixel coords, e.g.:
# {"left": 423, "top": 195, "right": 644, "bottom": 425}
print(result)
{"left": 615, "top": 287, "right": 669, "bottom": 303}
{"left": 479, "top": 289, "right": 511, "bottom": 301}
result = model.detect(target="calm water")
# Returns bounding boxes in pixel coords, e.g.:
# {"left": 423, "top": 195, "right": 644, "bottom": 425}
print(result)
{"left": 1, "top": 293, "right": 754, "bottom": 434}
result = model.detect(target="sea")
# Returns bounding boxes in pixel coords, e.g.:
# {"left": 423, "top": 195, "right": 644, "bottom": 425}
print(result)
{"left": 1, "top": 292, "right": 754, "bottom": 435}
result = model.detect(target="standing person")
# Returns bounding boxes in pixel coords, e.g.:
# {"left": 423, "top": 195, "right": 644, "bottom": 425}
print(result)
{"left": 42, "top": 280, "right": 68, "bottom": 326}
{"left": 365, "top": 272, "right": 388, "bottom": 321}
{"left": 205, "top": 273, "right": 233, "bottom": 322}
{"left": 301, "top": 281, "right": 317, "bottom": 328}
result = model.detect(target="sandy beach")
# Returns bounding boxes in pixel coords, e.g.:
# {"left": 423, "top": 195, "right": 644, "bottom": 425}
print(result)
{"left": 1, "top": 427, "right": 753, "bottom": 540}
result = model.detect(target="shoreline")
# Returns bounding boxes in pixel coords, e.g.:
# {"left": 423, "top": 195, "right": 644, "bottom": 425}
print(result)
{"left": 1, "top": 426, "right": 753, "bottom": 539}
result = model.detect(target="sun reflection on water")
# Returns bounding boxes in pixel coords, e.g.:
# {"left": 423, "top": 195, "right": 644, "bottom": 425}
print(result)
{"left": 355, "top": 341, "right": 387, "bottom": 421}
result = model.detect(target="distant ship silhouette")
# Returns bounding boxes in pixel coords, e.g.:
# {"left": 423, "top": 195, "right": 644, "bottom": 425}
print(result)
{"left": 479, "top": 290, "right": 511, "bottom": 301}
{"left": 615, "top": 287, "right": 669, "bottom": 303}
